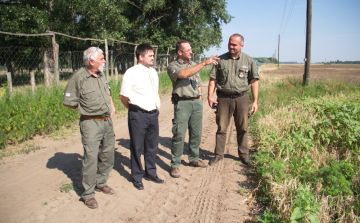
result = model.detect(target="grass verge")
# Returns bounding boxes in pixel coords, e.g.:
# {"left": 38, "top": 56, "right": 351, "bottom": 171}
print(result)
{"left": 252, "top": 74, "right": 360, "bottom": 222}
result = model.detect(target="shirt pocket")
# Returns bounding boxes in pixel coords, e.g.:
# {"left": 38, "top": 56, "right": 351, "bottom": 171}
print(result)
{"left": 235, "top": 68, "right": 249, "bottom": 88}
{"left": 217, "top": 67, "right": 228, "bottom": 86}
{"left": 81, "top": 89, "right": 99, "bottom": 101}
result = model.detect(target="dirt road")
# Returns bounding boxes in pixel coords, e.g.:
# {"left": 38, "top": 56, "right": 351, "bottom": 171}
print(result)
{"left": 0, "top": 84, "right": 257, "bottom": 223}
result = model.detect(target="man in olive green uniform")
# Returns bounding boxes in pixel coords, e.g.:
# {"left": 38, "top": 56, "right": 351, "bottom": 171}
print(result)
{"left": 63, "top": 47, "right": 116, "bottom": 209}
{"left": 167, "top": 40, "right": 219, "bottom": 178}
{"left": 208, "top": 34, "right": 259, "bottom": 166}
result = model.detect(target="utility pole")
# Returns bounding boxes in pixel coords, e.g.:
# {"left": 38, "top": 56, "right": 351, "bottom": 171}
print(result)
{"left": 274, "top": 49, "right": 276, "bottom": 64}
{"left": 303, "top": 0, "right": 312, "bottom": 86}
{"left": 277, "top": 34, "right": 280, "bottom": 67}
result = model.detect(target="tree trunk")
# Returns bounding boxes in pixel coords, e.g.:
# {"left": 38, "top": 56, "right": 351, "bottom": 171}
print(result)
{"left": 171, "top": 0, "right": 180, "bottom": 28}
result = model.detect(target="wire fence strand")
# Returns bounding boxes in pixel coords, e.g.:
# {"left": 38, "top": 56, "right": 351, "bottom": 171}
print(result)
{"left": 0, "top": 31, "right": 206, "bottom": 97}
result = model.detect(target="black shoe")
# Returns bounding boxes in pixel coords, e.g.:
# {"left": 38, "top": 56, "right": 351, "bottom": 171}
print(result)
{"left": 132, "top": 181, "right": 144, "bottom": 190}
{"left": 144, "top": 176, "right": 164, "bottom": 184}
{"left": 240, "top": 157, "right": 253, "bottom": 166}
{"left": 209, "top": 156, "right": 223, "bottom": 166}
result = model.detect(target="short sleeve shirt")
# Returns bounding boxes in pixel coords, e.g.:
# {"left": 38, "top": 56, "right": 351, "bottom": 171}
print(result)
{"left": 167, "top": 58, "right": 202, "bottom": 98}
{"left": 209, "top": 52, "right": 259, "bottom": 95}
{"left": 63, "top": 67, "right": 112, "bottom": 117}
{"left": 119, "top": 64, "right": 159, "bottom": 111}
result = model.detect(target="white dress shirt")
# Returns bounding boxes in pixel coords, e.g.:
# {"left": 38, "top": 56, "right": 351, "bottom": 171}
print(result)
{"left": 120, "top": 63, "right": 160, "bottom": 111}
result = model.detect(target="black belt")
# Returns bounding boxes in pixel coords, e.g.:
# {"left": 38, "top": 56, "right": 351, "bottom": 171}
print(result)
{"left": 139, "top": 107, "right": 157, "bottom": 114}
{"left": 129, "top": 104, "right": 157, "bottom": 114}
{"left": 218, "top": 91, "right": 247, "bottom": 99}
{"left": 178, "top": 96, "right": 200, "bottom": 101}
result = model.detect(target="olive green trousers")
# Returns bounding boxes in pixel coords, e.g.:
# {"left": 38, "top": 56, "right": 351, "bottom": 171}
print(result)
{"left": 170, "top": 99, "right": 203, "bottom": 167}
{"left": 79, "top": 117, "right": 115, "bottom": 200}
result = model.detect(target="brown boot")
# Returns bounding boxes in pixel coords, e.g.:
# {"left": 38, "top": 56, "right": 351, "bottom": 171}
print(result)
{"left": 171, "top": 167, "right": 180, "bottom": 178}
{"left": 84, "top": 197, "right": 98, "bottom": 209}
{"left": 189, "top": 159, "right": 208, "bottom": 168}
{"left": 95, "top": 185, "right": 114, "bottom": 195}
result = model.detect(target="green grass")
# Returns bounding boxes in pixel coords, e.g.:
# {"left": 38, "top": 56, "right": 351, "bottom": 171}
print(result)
{"left": 251, "top": 78, "right": 360, "bottom": 222}
{"left": 58, "top": 182, "right": 74, "bottom": 193}
{"left": 158, "top": 71, "right": 173, "bottom": 96}
{"left": 0, "top": 85, "right": 79, "bottom": 149}
{"left": 199, "top": 67, "right": 212, "bottom": 82}
{"left": 249, "top": 77, "right": 360, "bottom": 130}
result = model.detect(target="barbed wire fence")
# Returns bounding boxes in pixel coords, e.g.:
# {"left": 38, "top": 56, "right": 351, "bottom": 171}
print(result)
{"left": 0, "top": 31, "right": 205, "bottom": 99}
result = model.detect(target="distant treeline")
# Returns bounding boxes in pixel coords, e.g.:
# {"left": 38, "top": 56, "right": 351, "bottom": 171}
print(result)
{"left": 324, "top": 60, "right": 360, "bottom": 64}
{"left": 253, "top": 57, "right": 278, "bottom": 64}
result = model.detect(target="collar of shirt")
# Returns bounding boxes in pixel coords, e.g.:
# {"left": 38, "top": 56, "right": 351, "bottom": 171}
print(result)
{"left": 176, "top": 57, "right": 194, "bottom": 65}
{"left": 138, "top": 63, "right": 152, "bottom": 71}
{"left": 227, "top": 52, "right": 241, "bottom": 60}
{"left": 84, "top": 67, "right": 103, "bottom": 78}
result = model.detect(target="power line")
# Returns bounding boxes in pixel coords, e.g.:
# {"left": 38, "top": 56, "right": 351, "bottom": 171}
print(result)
{"left": 278, "top": 0, "right": 288, "bottom": 34}
{"left": 281, "top": 0, "right": 297, "bottom": 35}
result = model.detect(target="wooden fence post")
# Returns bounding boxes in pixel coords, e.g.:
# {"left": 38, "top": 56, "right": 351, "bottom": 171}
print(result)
{"left": 105, "top": 38, "right": 109, "bottom": 80}
{"left": 115, "top": 67, "right": 119, "bottom": 84}
{"left": 166, "top": 47, "right": 170, "bottom": 67}
{"left": 54, "top": 43, "right": 59, "bottom": 86}
{"left": 44, "top": 51, "right": 50, "bottom": 87}
{"left": 30, "top": 71, "right": 35, "bottom": 95}
{"left": 158, "top": 59, "right": 161, "bottom": 73}
{"left": 6, "top": 72, "right": 12, "bottom": 99}
{"left": 111, "top": 49, "right": 114, "bottom": 77}
{"left": 133, "top": 45, "right": 138, "bottom": 66}
{"left": 154, "top": 47, "right": 158, "bottom": 69}
{"left": 52, "top": 34, "right": 59, "bottom": 86}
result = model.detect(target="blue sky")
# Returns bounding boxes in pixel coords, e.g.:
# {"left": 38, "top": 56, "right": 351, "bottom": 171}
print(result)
{"left": 205, "top": 0, "right": 360, "bottom": 63}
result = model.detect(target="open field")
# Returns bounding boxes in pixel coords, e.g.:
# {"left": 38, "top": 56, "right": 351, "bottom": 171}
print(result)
{"left": 260, "top": 63, "right": 360, "bottom": 83}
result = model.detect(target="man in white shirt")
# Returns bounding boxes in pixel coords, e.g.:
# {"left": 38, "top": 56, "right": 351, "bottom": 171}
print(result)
{"left": 119, "top": 44, "right": 164, "bottom": 190}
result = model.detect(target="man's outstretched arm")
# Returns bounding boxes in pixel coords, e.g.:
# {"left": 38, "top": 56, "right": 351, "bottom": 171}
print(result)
{"left": 178, "top": 55, "right": 219, "bottom": 79}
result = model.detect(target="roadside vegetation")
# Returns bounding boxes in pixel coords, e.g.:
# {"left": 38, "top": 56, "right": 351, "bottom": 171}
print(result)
{"left": 252, "top": 65, "right": 360, "bottom": 222}
{"left": 0, "top": 68, "right": 211, "bottom": 154}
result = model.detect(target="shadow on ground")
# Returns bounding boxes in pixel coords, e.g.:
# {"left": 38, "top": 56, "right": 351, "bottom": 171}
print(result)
{"left": 46, "top": 152, "right": 83, "bottom": 196}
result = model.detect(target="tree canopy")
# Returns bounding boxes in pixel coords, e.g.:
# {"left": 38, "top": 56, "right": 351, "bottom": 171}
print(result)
{"left": 0, "top": 0, "right": 232, "bottom": 53}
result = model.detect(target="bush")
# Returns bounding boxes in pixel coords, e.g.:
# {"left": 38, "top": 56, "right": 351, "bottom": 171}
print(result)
{"left": 0, "top": 85, "right": 79, "bottom": 149}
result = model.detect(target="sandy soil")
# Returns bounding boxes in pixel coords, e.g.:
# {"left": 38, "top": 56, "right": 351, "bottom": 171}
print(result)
{"left": 0, "top": 84, "right": 259, "bottom": 223}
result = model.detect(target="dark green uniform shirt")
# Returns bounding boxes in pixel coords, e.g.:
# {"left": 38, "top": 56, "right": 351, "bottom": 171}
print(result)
{"left": 209, "top": 52, "right": 259, "bottom": 95}
{"left": 63, "top": 67, "right": 112, "bottom": 117}
{"left": 167, "top": 58, "right": 202, "bottom": 98}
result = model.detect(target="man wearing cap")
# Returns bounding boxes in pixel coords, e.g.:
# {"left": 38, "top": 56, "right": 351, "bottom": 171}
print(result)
{"left": 167, "top": 40, "right": 219, "bottom": 178}
{"left": 63, "top": 47, "right": 116, "bottom": 209}
{"left": 208, "top": 34, "right": 259, "bottom": 166}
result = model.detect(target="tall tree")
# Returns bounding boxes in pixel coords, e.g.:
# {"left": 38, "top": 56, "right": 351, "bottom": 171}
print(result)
{"left": 0, "top": 0, "right": 50, "bottom": 80}
{"left": 122, "top": 0, "right": 232, "bottom": 53}
{"left": 1, "top": 0, "right": 231, "bottom": 53}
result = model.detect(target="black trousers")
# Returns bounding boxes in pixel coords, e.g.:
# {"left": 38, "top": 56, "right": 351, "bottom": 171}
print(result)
{"left": 128, "top": 109, "right": 159, "bottom": 182}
